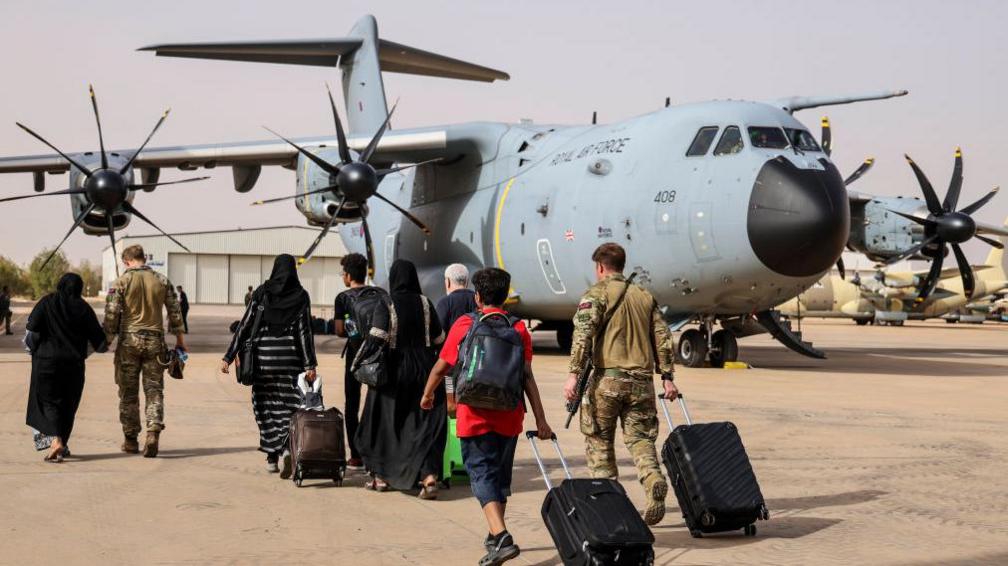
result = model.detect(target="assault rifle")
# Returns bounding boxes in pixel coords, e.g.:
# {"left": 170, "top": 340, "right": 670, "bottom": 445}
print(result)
{"left": 564, "top": 273, "right": 636, "bottom": 428}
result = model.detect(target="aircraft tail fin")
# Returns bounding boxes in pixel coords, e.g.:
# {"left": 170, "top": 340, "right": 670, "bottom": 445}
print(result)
{"left": 140, "top": 15, "right": 508, "bottom": 135}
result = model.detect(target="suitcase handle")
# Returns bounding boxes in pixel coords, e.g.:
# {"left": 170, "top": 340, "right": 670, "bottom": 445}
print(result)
{"left": 657, "top": 392, "right": 693, "bottom": 428}
{"left": 525, "top": 431, "right": 573, "bottom": 490}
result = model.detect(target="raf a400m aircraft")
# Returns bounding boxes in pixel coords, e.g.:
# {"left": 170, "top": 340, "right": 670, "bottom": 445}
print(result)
{"left": 0, "top": 15, "right": 912, "bottom": 367}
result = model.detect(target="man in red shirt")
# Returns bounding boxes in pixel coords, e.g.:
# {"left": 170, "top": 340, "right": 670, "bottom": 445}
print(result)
{"left": 422, "top": 267, "right": 552, "bottom": 566}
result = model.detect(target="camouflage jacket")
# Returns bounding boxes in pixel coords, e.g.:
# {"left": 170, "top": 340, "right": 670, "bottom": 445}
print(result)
{"left": 568, "top": 273, "right": 675, "bottom": 378}
{"left": 104, "top": 266, "right": 184, "bottom": 343}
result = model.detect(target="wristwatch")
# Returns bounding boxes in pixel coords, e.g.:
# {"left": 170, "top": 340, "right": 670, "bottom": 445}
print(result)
{"left": 660, "top": 372, "right": 675, "bottom": 382}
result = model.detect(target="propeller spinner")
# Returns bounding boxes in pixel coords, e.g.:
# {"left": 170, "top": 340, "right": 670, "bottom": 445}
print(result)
{"left": 0, "top": 85, "right": 207, "bottom": 275}
{"left": 885, "top": 148, "right": 1002, "bottom": 301}
{"left": 257, "top": 84, "right": 440, "bottom": 268}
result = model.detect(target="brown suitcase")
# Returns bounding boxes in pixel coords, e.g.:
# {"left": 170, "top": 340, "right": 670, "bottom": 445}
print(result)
{"left": 289, "top": 407, "right": 347, "bottom": 487}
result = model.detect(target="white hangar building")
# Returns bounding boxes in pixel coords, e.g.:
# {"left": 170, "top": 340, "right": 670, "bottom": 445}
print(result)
{"left": 101, "top": 226, "right": 348, "bottom": 306}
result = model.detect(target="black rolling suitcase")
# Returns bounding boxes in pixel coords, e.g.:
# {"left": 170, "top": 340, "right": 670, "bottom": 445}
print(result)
{"left": 658, "top": 394, "right": 768, "bottom": 537}
{"left": 526, "top": 431, "right": 654, "bottom": 566}
{"left": 289, "top": 407, "right": 347, "bottom": 487}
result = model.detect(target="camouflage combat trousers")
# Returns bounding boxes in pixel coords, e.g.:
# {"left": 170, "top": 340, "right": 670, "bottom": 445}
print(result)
{"left": 114, "top": 331, "right": 167, "bottom": 437}
{"left": 580, "top": 370, "right": 665, "bottom": 491}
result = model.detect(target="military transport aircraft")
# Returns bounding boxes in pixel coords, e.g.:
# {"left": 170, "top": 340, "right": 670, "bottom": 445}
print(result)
{"left": 0, "top": 15, "right": 913, "bottom": 366}
{"left": 778, "top": 227, "right": 1007, "bottom": 325}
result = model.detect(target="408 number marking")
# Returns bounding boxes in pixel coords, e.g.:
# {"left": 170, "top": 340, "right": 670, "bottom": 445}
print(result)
{"left": 654, "top": 190, "right": 677, "bottom": 203}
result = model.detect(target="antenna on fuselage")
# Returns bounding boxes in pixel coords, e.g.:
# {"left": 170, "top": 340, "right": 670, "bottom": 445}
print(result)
{"left": 591, "top": 111, "right": 597, "bottom": 125}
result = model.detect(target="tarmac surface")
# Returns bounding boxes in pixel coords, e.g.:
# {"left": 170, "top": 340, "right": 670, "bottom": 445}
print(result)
{"left": 1, "top": 302, "right": 1007, "bottom": 565}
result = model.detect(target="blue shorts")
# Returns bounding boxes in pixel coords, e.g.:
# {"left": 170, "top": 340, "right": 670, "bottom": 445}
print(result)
{"left": 461, "top": 432, "right": 518, "bottom": 507}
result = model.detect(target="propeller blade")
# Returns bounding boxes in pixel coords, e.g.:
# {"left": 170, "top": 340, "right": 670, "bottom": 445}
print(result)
{"left": 843, "top": 158, "right": 874, "bottom": 186}
{"left": 976, "top": 233, "right": 1005, "bottom": 249}
{"left": 959, "top": 185, "right": 1000, "bottom": 216}
{"left": 943, "top": 147, "right": 964, "bottom": 212}
{"left": 360, "top": 100, "right": 399, "bottom": 164}
{"left": 884, "top": 234, "right": 938, "bottom": 265}
{"left": 326, "top": 83, "right": 352, "bottom": 165}
{"left": 836, "top": 256, "right": 845, "bottom": 280}
{"left": 820, "top": 116, "right": 831, "bottom": 157}
{"left": 88, "top": 85, "right": 109, "bottom": 170}
{"left": 950, "top": 243, "right": 975, "bottom": 298}
{"left": 0, "top": 188, "right": 85, "bottom": 204}
{"left": 252, "top": 185, "right": 338, "bottom": 206}
{"left": 121, "top": 201, "right": 191, "bottom": 252}
{"left": 374, "top": 158, "right": 443, "bottom": 177}
{"left": 905, "top": 154, "right": 944, "bottom": 215}
{"left": 361, "top": 211, "right": 375, "bottom": 280}
{"left": 300, "top": 198, "right": 346, "bottom": 264}
{"left": 41, "top": 203, "right": 96, "bottom": 270}
{"left": 121, "top": 108, "right": 170, "bottom": 174}
{"left": 128, "top": 176, "right": 210, "bottom": 191}
{"left": 107, "top": 214, "right": 120, "bottom": 278}
{"left": 16, "top": 123, "right": 93, "bottom": 177}
{"left": 915, "top": 248, "right": 945, "bottom": 303}
{"left": 888, "top": 209, "right": 931, "bottom": 227}
{"left": 373, "top": 192, "right": 431, "bottom": 235}
{"left": 263, "top": 127, "right": 339, "bottom": 175}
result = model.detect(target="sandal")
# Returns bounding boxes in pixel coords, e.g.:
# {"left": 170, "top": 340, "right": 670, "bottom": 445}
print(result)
{"left": 43, "top": 451, "right": 64, "bottom": 463}
{"left": 365, "top": 477, "right": 390, "bottom": 492}
{"left": 418, "top": 483, "right": 439, "bottom": 500}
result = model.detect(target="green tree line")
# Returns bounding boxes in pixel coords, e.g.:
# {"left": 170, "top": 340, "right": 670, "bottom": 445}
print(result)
{"left": 0, "top": 250, "right": 102, "bottom": 299}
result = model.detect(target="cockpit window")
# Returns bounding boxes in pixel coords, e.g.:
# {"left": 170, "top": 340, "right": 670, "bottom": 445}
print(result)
{"left": 713, "top": 126, "right": 743, "bottom": 156}
{"left": 785, "top": 128, "right": 821, "bottom": 152}
{"left": 747, "top": 126, "right": 789, "bottom": 149}
{"left": 686, "top": 126, "right": 719, "bottom": 156}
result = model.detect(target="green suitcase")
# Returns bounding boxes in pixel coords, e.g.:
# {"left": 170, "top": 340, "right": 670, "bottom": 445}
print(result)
{"left": 442, "top": 417, "right": 468, "bottom": 486}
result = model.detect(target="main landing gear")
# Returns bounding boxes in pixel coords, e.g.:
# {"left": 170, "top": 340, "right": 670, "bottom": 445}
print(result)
{"left": 676, "top": 319, "right": 738, "bottom": 368}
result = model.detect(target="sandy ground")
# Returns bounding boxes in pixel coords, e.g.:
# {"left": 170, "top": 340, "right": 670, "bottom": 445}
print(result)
{"left": 1, "top": 304, "right": 1007, "bottom": 565}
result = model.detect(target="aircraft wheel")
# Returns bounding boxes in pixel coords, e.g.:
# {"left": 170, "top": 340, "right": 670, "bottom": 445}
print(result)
{"left": 677, "top": 329, "right": 708, "bottom": 368}
{"left": 556, "top": 321, "right": 574, "bottom": 352}
{"left": 708, "top": 330, "right": 738, "bottom": 368}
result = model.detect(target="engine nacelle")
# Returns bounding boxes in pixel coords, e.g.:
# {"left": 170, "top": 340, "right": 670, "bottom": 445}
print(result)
{"left": 69, "top": 152, "right": 137, "bottom": 235}
{"left": 848, "top": 195, "right": 926, "bottom": 263}
{"left": 295, "top": 148, "right": 363, "bottom": 227}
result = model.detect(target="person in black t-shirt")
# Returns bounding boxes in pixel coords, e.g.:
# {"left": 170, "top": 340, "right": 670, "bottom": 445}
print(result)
{"left": 333, "top": 253, "right": 385, "bottom": 470}
{"left": 435, "top": 263, "right": 478, "bottom": 332}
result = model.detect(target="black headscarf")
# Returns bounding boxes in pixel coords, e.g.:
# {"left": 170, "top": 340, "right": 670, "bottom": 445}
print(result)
{"left": 388, "top": 259, "right": 423, "bottom": 296}
{"left": 254, "top": 254, "right": 310, "bottom": 333}
{"left": 26, "top": 273, "right": 105, "bottom": 360}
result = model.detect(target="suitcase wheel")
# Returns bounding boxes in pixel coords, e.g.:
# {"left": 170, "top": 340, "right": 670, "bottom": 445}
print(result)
{"left": 333, "top": 467, "right": 345, "bottom": 486}
{"left": 744, "top": 524, "right": 757, "bottom": 536}
{"left": 294, "top": 466, "right": 303, "bottom": 487}
{"left": 760, "top": 505, "right": 770, "bottom": 521}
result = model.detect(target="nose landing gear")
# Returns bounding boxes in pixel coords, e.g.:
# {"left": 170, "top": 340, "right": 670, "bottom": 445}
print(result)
{"left": 676, "top": 318, "right": 739, "bottom": 368}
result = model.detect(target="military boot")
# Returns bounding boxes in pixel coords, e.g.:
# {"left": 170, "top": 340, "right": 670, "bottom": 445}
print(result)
{"left": 643, "top": 478, "right": 668, "bottom": 526}
{"left": 143, "top": 431, "right": 160, "bottom": 458}
{"left": 122, "top": 435, "right": 139, "bottom": 454}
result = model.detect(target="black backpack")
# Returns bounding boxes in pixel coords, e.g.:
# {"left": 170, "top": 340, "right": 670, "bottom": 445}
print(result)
{"left": 345, "top": 286, "right": 389, "bottom": 342}
{"left": 453, "top": 312, "right": 525, "bottom": 411}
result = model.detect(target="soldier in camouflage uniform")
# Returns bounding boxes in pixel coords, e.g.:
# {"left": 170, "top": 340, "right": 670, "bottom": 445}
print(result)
{"left": 104, "top": 244, "right": 186, "bottom": 458}
{"left": 563, "top": 243, "right": 678, "bottom": 526}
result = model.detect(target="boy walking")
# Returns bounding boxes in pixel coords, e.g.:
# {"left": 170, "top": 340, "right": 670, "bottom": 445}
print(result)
{"left": 422, "top": 267, "right": 552, "bottom": 566}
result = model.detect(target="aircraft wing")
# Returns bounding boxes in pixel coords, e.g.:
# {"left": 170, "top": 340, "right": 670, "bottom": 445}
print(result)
{"left": 0, "top": 128, "right": 450, "bottom": 174}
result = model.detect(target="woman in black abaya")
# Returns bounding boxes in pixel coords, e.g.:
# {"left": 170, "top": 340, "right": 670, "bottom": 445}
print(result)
{"left": 25, "top": 273, "right": 107, "bottom": 462}
{"left": 356, "top": 259, "right": 446, "bottom": 498}
{"left": 223, "top": 254, "right": 317, "bottom": 475}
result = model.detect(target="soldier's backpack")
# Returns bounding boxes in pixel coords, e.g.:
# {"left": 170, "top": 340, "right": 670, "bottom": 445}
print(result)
{"left": 453, "top": 312, "right": 525, "bottom": 411}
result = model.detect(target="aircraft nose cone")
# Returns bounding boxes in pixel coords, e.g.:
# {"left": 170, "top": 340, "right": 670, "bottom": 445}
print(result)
{"left": 747, "top": 156, "right": 849, "bottom": 277}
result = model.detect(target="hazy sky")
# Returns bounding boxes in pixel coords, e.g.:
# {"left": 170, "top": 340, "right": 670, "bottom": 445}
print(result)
{"left": 0, "top": 0, "right": 1005, "bottom": 267}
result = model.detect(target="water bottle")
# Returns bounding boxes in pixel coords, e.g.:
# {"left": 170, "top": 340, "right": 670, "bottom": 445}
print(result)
{"left": 344, "top": 314, "right": 360, "bottom": 339}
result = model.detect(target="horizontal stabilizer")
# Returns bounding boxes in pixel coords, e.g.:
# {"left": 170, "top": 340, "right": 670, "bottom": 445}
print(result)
{"left": 138, "top": 39, "right": 363, "bottom": 67}
{"left": 771, "top": 90, "right": 908, "bottom": 113}
{"left": 139, "top": 38, "right": 509, "bottom": 82}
